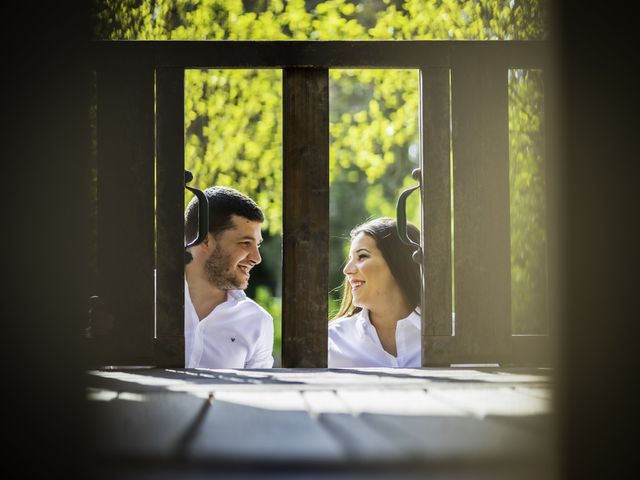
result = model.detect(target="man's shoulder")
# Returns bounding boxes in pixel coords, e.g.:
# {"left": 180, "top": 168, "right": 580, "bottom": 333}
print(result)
{"left": 229, "top": 290, "right": 273, "bottom": 321}
{"left": 243, "top": 296, "right": 273, "bottom": 322}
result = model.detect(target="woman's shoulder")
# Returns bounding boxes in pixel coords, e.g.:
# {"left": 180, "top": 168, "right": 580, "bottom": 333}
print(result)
{"left": 328, "top": 311, "right": 363, "bottom": 336}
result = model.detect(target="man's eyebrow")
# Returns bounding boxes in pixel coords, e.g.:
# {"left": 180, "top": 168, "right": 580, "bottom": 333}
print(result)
{"left": 238, "top": 235, "right": 262, "bottom": 243}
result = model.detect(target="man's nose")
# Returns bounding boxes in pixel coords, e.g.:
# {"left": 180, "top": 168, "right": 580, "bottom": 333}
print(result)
{"left": 249, "top": 245, "right": 262, "bottom": 265}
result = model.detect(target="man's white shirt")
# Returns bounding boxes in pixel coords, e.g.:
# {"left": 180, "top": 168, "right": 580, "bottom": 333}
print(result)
{"left": 328, "top": 308, "right": 421, "bottom": 368}
{"left": 184, "top": 280, "right": 274, "bottom": 368}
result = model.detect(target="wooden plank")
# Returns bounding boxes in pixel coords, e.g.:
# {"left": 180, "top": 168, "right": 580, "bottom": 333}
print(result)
{"left": 155, "top": 68, "right": 185, "bottom": 367}
{"left": 89, "top": 392, "right": 209, "bottom": 458}
{"left": 96, "top": 64, "right": 155, "bottom": 365}
{"left": 85, "top": 368, "right": 553, "bottom": 470}
{"left": 428, "top": 387, "right": 550, "bottom": 418}
{"left": 337, "top": 388, "right": 461, "bottom": 416}
{"left": 85, "top": 367, "right": 552, "bottom": 394}
{"left": 450, "top": 45, "right": 511, "bottom": 362}
{"left": 360, "top": 413, "right": 545, "bottom": 464}
{"left": 282, "top": 68, "right": 329, "bottom": 368}
{"left": 341, "top": 388, "right": 548, "bottom": 463}
{"left": 92, "top": 41, "right": 549, "bottom": 69}
{"left": 302, "top": 390, "right": 408, "bottom": 460}
{"left": 420, "top": 67, "right": 453, "bottom": 357}
{"left": 191, "top": 390, "right": 345, "bottom": 461}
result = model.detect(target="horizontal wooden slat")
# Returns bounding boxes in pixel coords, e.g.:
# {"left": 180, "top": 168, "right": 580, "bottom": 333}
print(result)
{"left": 92, "top": 40, "right": 549, "bottom": 69}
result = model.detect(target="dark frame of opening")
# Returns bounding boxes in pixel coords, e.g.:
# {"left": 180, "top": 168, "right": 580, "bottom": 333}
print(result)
{"left": 91, "top": 40, "right": 553, "bottom": 368}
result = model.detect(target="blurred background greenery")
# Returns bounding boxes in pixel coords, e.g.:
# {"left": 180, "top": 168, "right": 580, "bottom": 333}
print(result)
{"left": 93, "top": 0, "right": 548, "bottom": 366}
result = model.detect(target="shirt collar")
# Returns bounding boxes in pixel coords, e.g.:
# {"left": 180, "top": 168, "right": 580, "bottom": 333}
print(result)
{"left": 404, "top": 309, "right": 421, "bottom": 330}
{"left": 184, "top": 279, "right": 246, "bottom": 306}
{"left": 226, "top": 289, "right": 246, "bottom": 305}
{"left": 354, "top": 308, "right": 370, "bottom": 338}
{"left": 356, "top": 308, "right": 421, "bottom": 333}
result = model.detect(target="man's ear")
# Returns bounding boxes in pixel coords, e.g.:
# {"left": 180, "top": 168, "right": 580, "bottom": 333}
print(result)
{"left": 201, "top": 232, "right": 214, "bottom": 250}
{"left": 190, "top": 232, "right": 214, "bottom": 260}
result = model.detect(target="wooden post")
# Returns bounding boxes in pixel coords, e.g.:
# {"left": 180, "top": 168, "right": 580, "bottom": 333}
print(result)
{"left": 282, "top": 68, "right": 329, "bottom": 368}
{"left": 450, "top": 45, "right": 511, "bottom": 362}
{"left": 420, "top": 67, "right": 454, "bottom": 366}
{"left": 155, "top": 68, "right": 186, "bottom": 366}
{"left": 96, "top": 61, "right": 155, "bottom": 365}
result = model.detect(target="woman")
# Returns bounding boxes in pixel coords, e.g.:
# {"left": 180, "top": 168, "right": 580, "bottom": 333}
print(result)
{"left": 328, "top": 217, "right": 421, "bottom": 368}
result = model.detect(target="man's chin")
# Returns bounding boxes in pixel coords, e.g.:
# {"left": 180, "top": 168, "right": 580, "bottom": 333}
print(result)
{"left": 234, "top": 276, "right": 249, "bottom": 290}
{"left": 208, "top": 277, "right": 247, "bottom": 290}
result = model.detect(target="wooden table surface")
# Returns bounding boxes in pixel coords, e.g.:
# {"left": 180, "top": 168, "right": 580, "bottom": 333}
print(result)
{"left": 86, "top": 367, "right": 555, "bottom": 479}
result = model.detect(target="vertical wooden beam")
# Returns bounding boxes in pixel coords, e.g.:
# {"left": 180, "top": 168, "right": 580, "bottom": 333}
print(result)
{"left": 155, "top": 68, "right": 185, "bottom": 366}
{"left": 282, "top": 68, "right": 329, "bottom": 368}
{"left": 539, "top": 60, "right": 558, "bottom": 366}
{"left": 96, "top": 63, "right": 155, "bottom": 365}
{"left": 420, "top": 67, "right": 454, "bottom": 366}
{"left": 451, "top": 45, "right": 511, "bottom": 362}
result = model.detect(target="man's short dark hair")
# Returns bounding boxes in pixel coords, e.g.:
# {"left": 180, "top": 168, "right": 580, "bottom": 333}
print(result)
{"left": 184, "top": 186, "right": 264, "bottom": 243}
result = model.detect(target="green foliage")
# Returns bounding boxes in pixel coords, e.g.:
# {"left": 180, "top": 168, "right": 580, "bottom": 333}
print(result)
{"left": 184, "top": 68, "right": 283, "bottom": 234}
{"left": 253, "top": 285, "right": 282, "bottom": 365}
{"left": 509, "top": 69, "right": 547, "bottom": 333}
{"left": 94, "top": 0, "right": 548, "bottom": 333}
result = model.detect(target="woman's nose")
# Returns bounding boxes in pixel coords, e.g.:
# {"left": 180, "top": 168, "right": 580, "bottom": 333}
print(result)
{"left": 343, "top": 258, "right": 355, "bottom": 275}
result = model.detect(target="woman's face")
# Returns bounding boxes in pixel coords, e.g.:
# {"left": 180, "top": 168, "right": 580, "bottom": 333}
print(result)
{"left": 343, "top": 232, "right": 399, "bottom": 310}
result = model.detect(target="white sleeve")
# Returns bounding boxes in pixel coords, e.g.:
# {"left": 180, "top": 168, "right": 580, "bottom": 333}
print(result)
{"left": 245, "top": 312, "right": 274, "bottom": 368}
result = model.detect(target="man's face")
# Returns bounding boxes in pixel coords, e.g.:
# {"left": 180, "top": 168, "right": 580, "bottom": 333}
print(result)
{"left": 204, "top": 214, "right": 263, "bottom": 290}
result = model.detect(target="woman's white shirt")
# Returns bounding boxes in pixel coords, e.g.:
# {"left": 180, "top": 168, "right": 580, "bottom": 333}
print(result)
{"left": 328, "top": 308, "right": 421, "bottom": 368}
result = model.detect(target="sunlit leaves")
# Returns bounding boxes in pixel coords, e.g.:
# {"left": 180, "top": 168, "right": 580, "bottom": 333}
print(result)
{"left": 508, "top": 68, "right": 546, "bottom": 333}
{"left": 184, "top": 68, "right": 283, "bottom": 234}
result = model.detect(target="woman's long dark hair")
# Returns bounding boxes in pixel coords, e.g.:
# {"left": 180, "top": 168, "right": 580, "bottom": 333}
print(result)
{"left": 333, "top": 217, "right": 421, "bottom": 320}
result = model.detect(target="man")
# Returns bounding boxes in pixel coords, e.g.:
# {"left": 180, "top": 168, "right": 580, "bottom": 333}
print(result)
{"left": 183, "top": 186, "right": 274, "bottom": 368}
{"left": 87, "top": 186, "right": 274, "bottom": 369}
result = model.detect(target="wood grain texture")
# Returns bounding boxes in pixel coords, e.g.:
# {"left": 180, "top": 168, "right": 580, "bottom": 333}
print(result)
{"left": 87, "top": 367, "right": 553, "bottom": 475}
{"left": 282, "top": 68, "right": 329, "bottom": 367}
{"left": 96, "top": 64, "right": 155, "bottom": 365}
{"left": 450, "top": 45, "right": 511, "bottom": 362}
{"left": 155, "top": 68, "right": 186, "bottom": 367}
{"left": 421, "top": 67, "right": 454, "bottom": 366}
{"left": 93, "top": 41, "right": 548, "bottom": 69}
